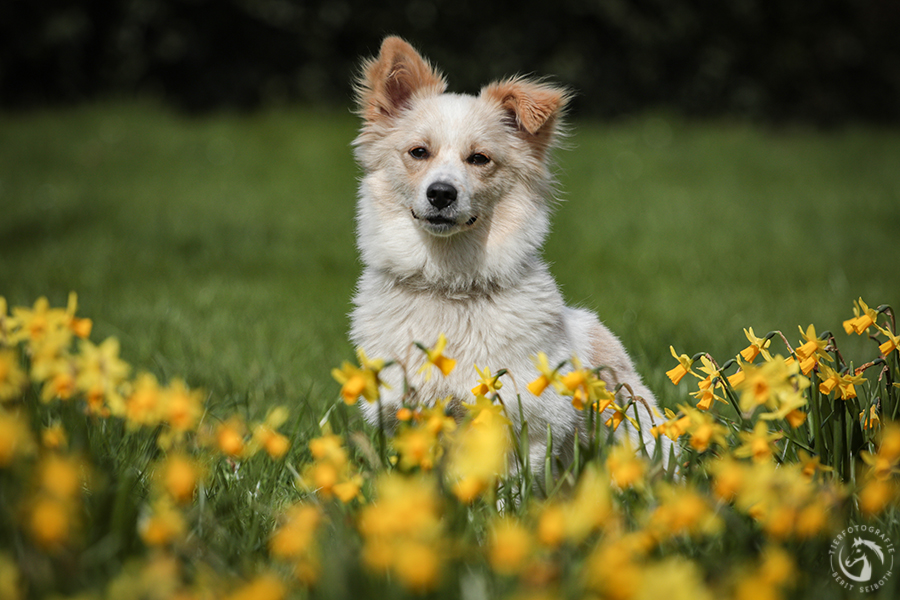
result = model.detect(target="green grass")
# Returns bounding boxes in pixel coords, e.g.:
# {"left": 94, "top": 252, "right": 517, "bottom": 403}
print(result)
{"left": 2, "top": 103, "right": 900, "bottom": 599}
{"left": 2, "top": 103, "right": 898, "bottom": 413}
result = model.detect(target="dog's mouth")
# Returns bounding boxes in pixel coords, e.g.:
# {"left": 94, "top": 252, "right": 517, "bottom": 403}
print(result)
{"left": 411, "top": 210, "right": 478, "bottom": 231}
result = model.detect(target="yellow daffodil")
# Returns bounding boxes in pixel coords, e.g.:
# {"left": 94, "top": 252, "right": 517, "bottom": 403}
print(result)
{"left": 0, "top": 410, "right": 35, "bottom": 467}
{"left": 156, "top": 453, "right": 201, "bottom": 504}
{"left": 557, "top": 356, "right": 613, "bottom": 412}
{"left": 797, "top": 450, "right": 832, "bottom": 480}
{"left": 301, "top": 432, "right": 362, "bottom": 502}
{"left": 733, "top": 421, "right": 782, "bottom": 463}
{"left": 680, "top": 404, "right": 729, "bottom": 452}
{"left": 251, "top": 406, "right": 292, "bottom": 460}
{"left": 607, "top": 439, "right": 646, "bottom": 490}
{"left": 448, "top": 415, "right": 509, "bottom": 503}
{"left": 216, "top": 416, "right": 248, "bottom": 458}
{"left": 139, "top": 498, "right": 186, "bottom": 547}
{"left": 488, "top": 518, "right": 534, "bottom": 575}
{"left": 416, "top": 333, "right": 456, "bottom": 381}
{"left": 225, "top": 573, "right": 287, "bottom": 600}
{"left": 0, "top": 297, "right": 18, "bottom": 345}
{"left": 392, "top": 424, "right": 441, "bottom": 471}
{"left": 651, "top": 407, "right": 692, "bottom": 441}
{"left": 462, "top": 394, "right": 511, "bottom": 428}
{"left": 876, "top": 324, "right": 900, "bottom": 357}
{"left": 75, "top": 337, "right": 131, "bottom": 417}
{"left": 842, "top": 297, "right": 879, "bottom": 335}
{"left": 666, "top": 345, "right": 695, "bottom": 384}
{"left": 332, "top": 348, "right": 384, "bottom": 404}
{"left": 794, "top": 324, "right": 831, "bottom": 375}
{"left": 471, "top": 364, "right": 503, "bottom": 396}
{"left": 358, "top": 474, "right": 444, "bottom": 592}
{"left": 0, "top": 348, "right": 27, "bottom": 403}
{"left": 528, "top": 352, "right": 561, "bottom": 396}
{"left": 739, "top": 327, "right": 772, "bottom": 363}
{"left": 836, "top": 370, "right": 866, "bottom": 400}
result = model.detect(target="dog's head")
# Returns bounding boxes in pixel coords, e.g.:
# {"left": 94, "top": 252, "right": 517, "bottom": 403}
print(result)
{"left": 353, "top": 37, "right": 569, "bottom": 287}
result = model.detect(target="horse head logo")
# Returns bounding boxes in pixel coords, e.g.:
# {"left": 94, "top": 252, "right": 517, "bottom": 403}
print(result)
{"left": 838, "top": 537, "right": 885, "bottom": 583}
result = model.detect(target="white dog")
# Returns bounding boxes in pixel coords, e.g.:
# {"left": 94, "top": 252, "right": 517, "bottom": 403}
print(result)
{"left": 349, "top": 37, "right": 670, "bottom": 471}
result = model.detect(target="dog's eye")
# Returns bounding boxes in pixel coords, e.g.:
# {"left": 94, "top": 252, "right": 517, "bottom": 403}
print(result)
{"left": 409, "top": 147, "right": 430, "bottom": 160}
{"left": 466, "top": 153, "right": 491, "bottom": 166}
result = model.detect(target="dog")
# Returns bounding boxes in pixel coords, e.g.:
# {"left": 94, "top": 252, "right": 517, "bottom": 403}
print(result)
{"left": 349, "top": 36, "right": 671, "bottom": 472}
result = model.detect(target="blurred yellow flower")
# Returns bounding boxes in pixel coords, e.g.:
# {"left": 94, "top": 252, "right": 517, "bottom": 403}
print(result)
{"left": 733, "top": 421, "right": 782, "bottom": 463}
{"left": 646, "top": 484, "right": 721, "bottom": 540}
{"left": 0, "top": 410, "right": 35, "bottom": 467}
{"left": 269, "top": 503, "right": 321, "bottom": 560}
{"left": 528, "top": 352, "right": 561, "bottom": 396}
{"left": 858, "top": 478, "right": 896, "bottom": 516}
{"left": 358, "top": 474, "right": 444, "bottom": 592}
{"left": 332, "top": 348, "right": 384, "bottom": 404}
{"left": 0, "top": 297, "right": 17, "bottom": 345}
{"left": 651, "top": 408, "right": 691, "bottom": 442}
{"left": 75, "top": 337, "right": 131, "bottom": 417}
{"left": 418, "top": 333, "right": 456, "bottom": 380}
{"left": 392, "top": 424, "right": 440, "bottom": 471}
{"left": 0, "top": 349, "right": 27, "bottom": 403}
{"left": 124, "top": 372, "right": 164, "bottom": 428}
{"left": 139, "top": 499, "right": 186, "bottom": 547}
{"left": 489, "top": 518, "right": 533, "bottom": 575}
{"left": 41, "top": 422, "right": 68, "bottom": 450}
{"left": 301, "top": 432, "right": 362, "bottom": 502}
{"left": 216, "top": 417, "right": 247, "bottom": 458}
{"left": 607, "top": 439, "right": 646, "bottom": 490}
{"left": 225, "top": 573, "right": 287, "bottom": 600}
{"left": 251, "top": 406, "right": 292, "bottom": 460}
{"left": 28, "top": 496, "right": 73, "bottom": 551}
{"left": 447, "top": 412, "right": 510, "bottom": 503}
{"left": 157, "top": 453, "right": 201, "bottom": 504}
{"left": 161, "top": 378, "right": 203, "bottom": 434}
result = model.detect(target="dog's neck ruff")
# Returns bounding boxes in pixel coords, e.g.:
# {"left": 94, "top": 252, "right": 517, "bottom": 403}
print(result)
{"left": 375, "top": 265, "right": 519, "bottom": 300}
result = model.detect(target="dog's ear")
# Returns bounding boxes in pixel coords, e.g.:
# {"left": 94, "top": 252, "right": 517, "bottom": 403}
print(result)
{"left": 356, "top": 37, "right": 447, "bottom": 124}
{"left": 480, "top": 78, "right": 570, "bottom": 148}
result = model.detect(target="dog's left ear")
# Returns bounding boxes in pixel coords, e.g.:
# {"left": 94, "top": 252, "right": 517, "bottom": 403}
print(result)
{"left": 481, "top": 78, "right": 570, "bottom": 149}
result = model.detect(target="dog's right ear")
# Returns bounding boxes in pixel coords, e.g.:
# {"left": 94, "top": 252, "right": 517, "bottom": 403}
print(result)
{"left": 355, "top": 37, "right": 446, "bottom": 125}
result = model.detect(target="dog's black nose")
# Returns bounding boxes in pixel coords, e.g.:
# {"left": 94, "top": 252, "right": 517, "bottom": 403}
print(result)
{"left": 426, "top": 182, "right": 457, "bottom": 210}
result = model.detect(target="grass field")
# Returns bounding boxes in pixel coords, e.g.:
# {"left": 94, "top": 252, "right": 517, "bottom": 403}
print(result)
{"left": 2, "top": 103, "right": 900, "bottom": 599}
{"left": 1, "top": 103, "right": 898, "bottom": 410}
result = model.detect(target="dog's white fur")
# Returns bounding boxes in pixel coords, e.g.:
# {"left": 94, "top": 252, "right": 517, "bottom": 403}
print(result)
{"left": 350, "top": 37, "right": 670, "bottom": 471}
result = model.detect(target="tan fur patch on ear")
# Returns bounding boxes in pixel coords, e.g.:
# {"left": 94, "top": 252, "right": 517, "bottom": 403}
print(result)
{"left": 481, "top": 77, "right": 570, "bottom": 135}
{"left": 356, "top": 37, "right": 447, "bottom": 124}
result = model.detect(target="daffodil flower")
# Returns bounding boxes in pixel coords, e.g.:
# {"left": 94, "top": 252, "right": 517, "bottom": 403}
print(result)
{"left": 332, "top": 348, "right": 384, "bottom": 404}
{"left": 876, "top": 324, "right": 899, "bottom": 357}
{"left": 666, "top": 346, "right": 694, "bottom": 385}
{"left": 739, "top": 327, "right": 772, "bottom": 363}
{"left": 527, "top": 352, "right": 563, "bottom": 397}
{"left": 418, "top": 333, "right": 456, "bottom": 380}
{"left": 842, "top": 297, "right": 879, "bottom": 335}
{"left": 795, "top": 324, "right": 832, "bottom": 375}
{"left": 733, "top": 421, "right": 782, "bottom": 463}
{"left": 471, "top": 364, "right": 503, "bottom": 396}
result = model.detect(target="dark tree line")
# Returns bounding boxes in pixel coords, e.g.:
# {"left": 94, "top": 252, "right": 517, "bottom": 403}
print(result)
{"left": 2, "top": 0, "right": 898, "bottom": 124}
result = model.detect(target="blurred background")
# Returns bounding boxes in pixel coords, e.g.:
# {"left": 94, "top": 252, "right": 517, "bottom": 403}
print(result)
{"left": 2, "top": 0, "right": 899, "bottom": 413}
{"left": 3, "top": 0, "right": 899, "bottom": 123}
